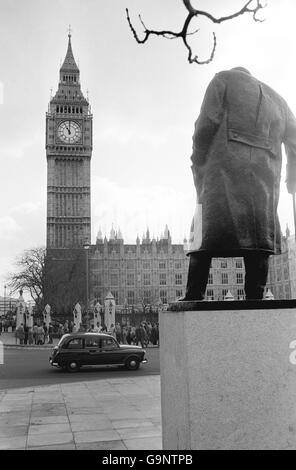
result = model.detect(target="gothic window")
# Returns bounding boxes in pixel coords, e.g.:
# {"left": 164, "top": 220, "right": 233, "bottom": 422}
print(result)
{"left": 236, "top": 272, "right": 243, "bottom": 284}
{"left": 221, "top": 273, "right": 228, "bottom": 284}
{"left": 208, "top": 273, "right": 213, "bottom": 284}
{"left": 159, "top": 262, "right": 166, "bottom": 269}
{"left": 143, "top": 273, "right": 151, "bottom": 286}
{"left": 175, "top": 273, "right": 182, "bottom": 285}
{"left": 127, "top": 260, "right": 135, "bottom": 269}
{"left": 74, "top": 76, "right": 76, "bottom": 82}
{"left": 236, "top": 259, "right": 243, "bottom": 269}
{"left": 222, "top": 289, "right": 228, "bottom": 299}
{"left": 237, "top": 288, "right": 245, "bottom": 299}
{"left": 221, "top": 260, "right": 227, "bottom": 268}
{"left": 127, "top": 291, "right": 135, "bottom": 304}
{"left": 160, "top": 273, "right": 167, "bottom": 285}
{"left": 176, "top": 289, "right": 183, "bottom": 298}
{"left": 143, "top": 261, "right": 150, "bottom": 269}
{"left": 160, "top": 290, "right": 167, "bottom": 304}
{"left": 207, "top": 289, "right": 214, "bottom": 300}
{"left": 175, "top": 261, "right": 182, "bottom": 270}
{"left": 144, "top": 290, "right": 151, "bottom": 304}
{"left": 127, "top": 273, "right": 135, "bottom": 286}
{"left": 110, "top": 273, "right": 118, "bottom": 286}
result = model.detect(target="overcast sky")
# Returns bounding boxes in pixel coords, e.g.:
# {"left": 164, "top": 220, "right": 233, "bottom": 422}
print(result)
{"left": 0, "top": 0, "right": 295, "bottom": 294}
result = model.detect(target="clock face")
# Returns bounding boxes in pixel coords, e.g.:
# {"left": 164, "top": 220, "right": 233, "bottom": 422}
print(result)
{"left": 57, "top": 120, "right": 82, "bottom": 143}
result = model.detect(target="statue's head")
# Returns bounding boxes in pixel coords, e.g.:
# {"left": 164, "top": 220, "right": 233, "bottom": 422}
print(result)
{"left": 231, "top": 66, "right": 251, "bottom": 75}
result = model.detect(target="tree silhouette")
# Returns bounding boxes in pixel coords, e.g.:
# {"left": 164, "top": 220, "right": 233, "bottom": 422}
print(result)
{"left": 126, "top": 0, "right": 266, "bottom": 64}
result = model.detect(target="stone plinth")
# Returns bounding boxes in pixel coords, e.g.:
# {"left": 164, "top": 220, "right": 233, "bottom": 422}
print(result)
{"left": 159, "top": 300, "right": 296, "bottom": 450}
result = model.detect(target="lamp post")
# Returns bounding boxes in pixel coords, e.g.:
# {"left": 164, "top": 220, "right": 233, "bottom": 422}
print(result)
{"left": 83, "top": 240, "right": 90, "bottom": 319}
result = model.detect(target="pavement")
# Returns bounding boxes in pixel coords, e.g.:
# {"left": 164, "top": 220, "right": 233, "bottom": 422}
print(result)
{"left": 0, "top": 333, "right": 162, "bottom": 450}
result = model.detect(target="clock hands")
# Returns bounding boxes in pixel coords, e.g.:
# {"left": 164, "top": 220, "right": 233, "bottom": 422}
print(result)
{"left": 65, "top": 121, "right": 71, "bottom": 135}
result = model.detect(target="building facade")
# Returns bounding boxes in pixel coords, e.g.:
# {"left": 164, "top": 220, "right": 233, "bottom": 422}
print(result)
{"left": 88, "top": 227, "right": 189, "bottom": 309}
{"left": 0, "top": 295, "right": 18, "bottom": 317}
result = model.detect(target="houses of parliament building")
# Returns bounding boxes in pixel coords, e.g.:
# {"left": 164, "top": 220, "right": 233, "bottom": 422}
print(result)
{"left": 44, "top": 33, "right": 294, "bottom": 316}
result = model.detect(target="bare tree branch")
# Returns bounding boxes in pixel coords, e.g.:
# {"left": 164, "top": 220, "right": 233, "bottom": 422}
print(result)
{"left": 126, "top": 0, "right": 266, "bottom": 64}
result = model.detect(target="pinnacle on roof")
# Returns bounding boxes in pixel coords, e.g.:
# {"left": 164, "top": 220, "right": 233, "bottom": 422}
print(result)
{"left": 96, "top": 228, "right": 103, "bottom": 242}
{"left": 60, "top": 30, "right": 79, "bottom": 72}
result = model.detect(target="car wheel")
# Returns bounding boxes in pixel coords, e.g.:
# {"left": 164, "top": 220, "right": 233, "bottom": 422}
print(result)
{"left": 125, "top": 356, "right": 140, "bottom": 371}
{"left": 65, "top": 361, "right": 80, "bottom": 372}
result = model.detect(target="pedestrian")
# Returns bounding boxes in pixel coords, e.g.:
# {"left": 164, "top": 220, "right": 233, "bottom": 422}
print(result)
{"left": 43, "top": 323, "right": 48, "bottom": 343}
{"left": 57, "top": 324, "right": 64, "bottom": 339}
{"left": 150, "top": 323, "right": 159, "bottom": 346}
{"left": 33, "top": 323, "right": 38, "bottom": 344}
{"left": 24, "top": 324, "right": 29, "bottom": 345}
{"left": 130, "top": 326, "right": 136, "bottom": 344}
{"left": 28, "top": 327, "right": 34, "bottom": 345}
{"left": 122, "top": 325, "right": 127, "bottom": 344}
{"left": 64, "top": 320, "right": 69, "bottom": 334}
{"left": 182, "top": 66, "right": 296, "bottom": 301}
{"left": 126, "top": 326, "right": 132, "bottom": 345}
{"left": 36, "top": 324, "right": 45, "bottom": 345}
{"left": 48, "top": 323, "right": 53, "bottom": 344}
{"left": 93, "top": 322, "right": 101, "bottom": 333}
{"left": 115, "top": 323, "right": 121, "bottom": 343}
{"left": 109, "top": 323, "right": 115, "bottom": 337}
{"left": 16, "top": 323, "right": 25, "bottom": 345}
{"left": 0, "top": 319, "right": 2, "bottom": 335}
{"left": 139, "top": 323, "right": 147, "bottom": 348}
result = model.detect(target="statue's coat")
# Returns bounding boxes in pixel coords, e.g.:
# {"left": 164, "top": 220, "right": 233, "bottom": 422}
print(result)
{"left": 190, "top": 68, "right": 296, "bottom": 255}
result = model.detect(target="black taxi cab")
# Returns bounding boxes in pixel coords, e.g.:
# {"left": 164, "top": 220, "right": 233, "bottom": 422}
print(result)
{"left": 49, "top": 333, "right": 147, "bottom": 372}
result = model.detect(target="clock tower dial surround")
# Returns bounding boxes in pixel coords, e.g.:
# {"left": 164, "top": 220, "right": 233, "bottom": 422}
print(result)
{"left": 46, "top": 33, "right": 92, "bottom": 249}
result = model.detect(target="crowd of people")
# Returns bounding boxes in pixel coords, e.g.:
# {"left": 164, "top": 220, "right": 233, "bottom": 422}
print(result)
{"left": 92, "top": 321, "right": 159, "bottom": 348}
{"left": 8, "top": 318, "right": 159, "bottom": 348}
{"left": 0, "top": 318, "right": 16, "bottom": 333}
{"left": 14, "top": 322, "right": 55, "bottom": 345}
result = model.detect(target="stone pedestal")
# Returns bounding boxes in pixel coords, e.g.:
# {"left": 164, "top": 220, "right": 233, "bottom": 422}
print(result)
{"left": 159, "top": 300, "right": 296, "bottom": 450}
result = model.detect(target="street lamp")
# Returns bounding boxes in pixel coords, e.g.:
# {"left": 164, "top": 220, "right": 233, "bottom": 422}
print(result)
{"left": 83, "top": 240, "right": 90, "bottom": 318}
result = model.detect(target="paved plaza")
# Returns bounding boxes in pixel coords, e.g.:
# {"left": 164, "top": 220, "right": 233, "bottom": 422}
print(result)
{"left": 0, "top": 375, "right": 162, "bottom": 450}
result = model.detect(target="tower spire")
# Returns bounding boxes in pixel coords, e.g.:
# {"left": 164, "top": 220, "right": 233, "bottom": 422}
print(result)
{"left": 60, "top": 27, "right": 79, "bottom": 72}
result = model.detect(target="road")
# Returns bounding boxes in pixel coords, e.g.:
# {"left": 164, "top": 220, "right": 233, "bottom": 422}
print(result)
{"left": 0, "top": 346, "right": 160, "bottom": 390}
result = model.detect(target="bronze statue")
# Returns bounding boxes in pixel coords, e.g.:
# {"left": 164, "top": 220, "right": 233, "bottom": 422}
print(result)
{"left": 183, "top": 67, "right": 296, "bottom": 301}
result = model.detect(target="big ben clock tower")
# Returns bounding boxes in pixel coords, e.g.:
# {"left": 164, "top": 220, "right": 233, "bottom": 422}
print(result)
{"left": 46, "top": 31, "right": 92, "bottom": 249}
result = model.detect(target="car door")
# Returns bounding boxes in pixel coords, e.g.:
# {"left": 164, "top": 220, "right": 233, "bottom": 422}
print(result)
{"left": 84, "top": 335, "right": 102, "bottom": 365}
{"left": 60, "top": 337, "right": 84, "bottom": 364}
{"left": 99, "top": 337, "right": 123, "bottom": 365}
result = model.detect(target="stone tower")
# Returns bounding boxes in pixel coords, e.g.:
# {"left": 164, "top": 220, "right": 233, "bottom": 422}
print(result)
{"left": 46, "top": 32, "right": 92, "bottom": 248}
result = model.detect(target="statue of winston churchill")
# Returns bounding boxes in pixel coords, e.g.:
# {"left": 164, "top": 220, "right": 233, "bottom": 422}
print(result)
{"left": 183, "top": 67, "right": 296, "bottom": 301}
